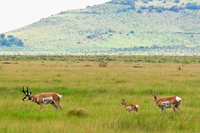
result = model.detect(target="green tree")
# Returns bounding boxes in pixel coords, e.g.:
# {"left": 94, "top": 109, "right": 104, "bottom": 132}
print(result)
{"left": 169, "top": 5, "right": 179, "bottom": 12}
{"left": 186, "top": 2, "right": 200, "bottom": 10}
{"left": 0, "top": 34, "right": 5, "bottom": 38}
{"left": 174, "top": 0, "right": 180, "bottom": 3}
{"left": 155, "top": 6, "right": 164, "bottom": 13}
{"left": 0, "top": 38, "right": 11, "bottom": 46}
{"left": 0, "top": 34, "right": 24, "bottom": 47}
{"left": 17, "top": 39, "right": 24, "bottom": 46}
{"left": 137, "top": 9, "right": 143, "bottom": 14}
{"left": 148, "top": 5, "right": 154, "bottom": 12}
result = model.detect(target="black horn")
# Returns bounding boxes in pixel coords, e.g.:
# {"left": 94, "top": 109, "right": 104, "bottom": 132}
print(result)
{"left": 26, "top": 86, "right": 29, "bottom": 94}
{"left": 22, "top": 86, "right": 26, "bottom": 94}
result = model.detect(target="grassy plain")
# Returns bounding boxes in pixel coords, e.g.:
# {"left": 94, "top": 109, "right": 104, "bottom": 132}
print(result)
{"left": 0, "top": 55, "right": 200, "bottom": 133}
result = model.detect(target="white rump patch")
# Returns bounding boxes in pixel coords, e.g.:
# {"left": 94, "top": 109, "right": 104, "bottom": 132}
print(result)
{"left": 136, "top": 105, "right": 139, "bottom": 109}
{"left": 43, "top": 97, "right": 53, "bottom": 104}
{"left": 57, "top": 93, "right": 63, "bottom": 99}
{"left": 176, "top": 96, "right": 182, "bottom": 103}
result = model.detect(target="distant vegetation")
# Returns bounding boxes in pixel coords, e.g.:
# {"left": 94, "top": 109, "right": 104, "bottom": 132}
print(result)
{"left": 0, "top": 34, "right": 24, "bottom": 47}
{"left": 3, "top": 0, "right": 200, "bottom": 55}
{"left": 1, "top": 55, "right": 200, "bottom": 64}
{"left": 109, "top": 0, "right": 200, "bottom": 13}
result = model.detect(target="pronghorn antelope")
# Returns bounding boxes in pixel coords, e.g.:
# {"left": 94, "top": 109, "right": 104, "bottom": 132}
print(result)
{"left": 120, "top": 99, "right": 139, "bottom": 114}
{"left": 22, "top": 86, "right": 62, "bottom": 112}
{"left": 150, "top": 91, "right": 182, "bottom": 115}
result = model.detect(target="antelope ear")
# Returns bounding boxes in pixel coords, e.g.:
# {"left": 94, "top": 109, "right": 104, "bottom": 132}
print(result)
{"left": 122, "top": 99, "right": 125, "bottom": 101}
{"left": 156, "top": 92, "right": 158, "bottom": 95}
{"left": 30, "top": 91, "right": 32, "bottom": 95}
{"left": 150, "top": 90, "right": 153, "bottom": 95}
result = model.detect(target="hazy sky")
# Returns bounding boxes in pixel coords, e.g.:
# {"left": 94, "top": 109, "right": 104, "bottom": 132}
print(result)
{"left": 0, "top": 0, "right": 110, "bottom": 34}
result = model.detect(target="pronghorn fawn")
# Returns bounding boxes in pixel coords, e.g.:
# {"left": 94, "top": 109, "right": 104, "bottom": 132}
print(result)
{"left": 150, "top": 91, "right": 182, "bottom": 115}
{"left": 22, "top": 86, "right": 62, "bottom": 112}
{"left": 120, "top": 99, "right": 139, "bottom": 114}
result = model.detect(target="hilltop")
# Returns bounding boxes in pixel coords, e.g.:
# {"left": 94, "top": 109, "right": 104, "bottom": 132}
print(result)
{"left": 1, "top": 0, "right": 200, "bottom": 55}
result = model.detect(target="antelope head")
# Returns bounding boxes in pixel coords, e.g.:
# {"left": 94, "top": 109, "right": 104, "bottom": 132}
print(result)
{"left": 22, "top": 86, "right": 32, "bottom": 101}
{"left": 150, "top": 91, "right": 158, "bottom": 100}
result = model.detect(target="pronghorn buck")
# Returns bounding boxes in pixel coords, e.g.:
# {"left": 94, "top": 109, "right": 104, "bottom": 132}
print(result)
{"left": 150, "top": 91, "right": 182, "bottom": 115}
{"left": 22, "top": 86, "right": 62, "bottom": 112}
{"left": 120, "top": 99, "right": 139, "bottom": 114}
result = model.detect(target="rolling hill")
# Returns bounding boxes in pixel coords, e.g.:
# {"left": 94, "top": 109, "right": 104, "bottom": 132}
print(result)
{"left": 1, "top": 0, "right": 200, "bottom": 55}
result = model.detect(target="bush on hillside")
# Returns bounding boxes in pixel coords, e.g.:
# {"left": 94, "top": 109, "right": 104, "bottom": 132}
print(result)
{"left": 0, "top": 34, "right": 24, "bottom": 47}
{"left": 0, "top": 34, "right": 5, "bottom": 38}
{"left": 143, "top": 0, "right": 149, "bottom": 3}
{"left": 148, "top": 5, "right": 154, "bottom": 12}
{"left": 155, "top": 6, "right": 164, "bottom": 13}
{"left": 109, "top": 0, "right": 136, "bottom": 6}
{"left": 174, "top": 0, "right": 180, "bottom": 3}
{"left": 140, "top": 6, "right": 147, "bottom": 9}
{"left": 137, "top": 9, "right": 143, "bottom": 13}
{"left": 186, "top": 2, "right": 200, "bottom": 10}
{"left": 169, "top": 5, "right": 179, "bottom": 12}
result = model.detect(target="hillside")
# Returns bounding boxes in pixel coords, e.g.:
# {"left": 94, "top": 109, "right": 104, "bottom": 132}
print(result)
{"left": 1, "top": 0, "right": 200, "bottom": 55}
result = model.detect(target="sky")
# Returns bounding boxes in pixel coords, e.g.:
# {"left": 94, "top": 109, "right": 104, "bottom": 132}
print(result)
{"left": 0, "top": 0, "right": 110, "bottom": 34}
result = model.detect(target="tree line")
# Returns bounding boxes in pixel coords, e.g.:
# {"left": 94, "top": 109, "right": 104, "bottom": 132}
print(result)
{"left": 109, "top": 0, "right": 200, "bottom": 13}
{"left": 0, "top": 34, "right": 24, "bottom": 47}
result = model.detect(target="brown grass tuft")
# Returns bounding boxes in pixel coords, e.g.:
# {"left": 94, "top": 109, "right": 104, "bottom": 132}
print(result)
{"left": 67, "top": 108, "right": 89, "bottom": 117}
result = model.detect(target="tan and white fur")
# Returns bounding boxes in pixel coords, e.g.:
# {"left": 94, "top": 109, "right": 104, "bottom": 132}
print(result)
{"left": 120, "top": 99, "right": 139, "bottom": 114}
{"left": 22, "top": 86, "right": 62, "bottom": 112}
{"left": 150, "top": 91, "right": 182, "bottom": 115}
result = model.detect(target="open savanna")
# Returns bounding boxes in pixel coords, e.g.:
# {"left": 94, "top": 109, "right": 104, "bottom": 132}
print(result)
{"left": 0, "top": 55, "right": 199, "bottom": 133}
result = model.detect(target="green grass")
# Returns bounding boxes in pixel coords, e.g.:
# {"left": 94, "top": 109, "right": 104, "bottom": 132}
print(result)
{"left": 0, "top": 55, "right": 200, "bottom": 132}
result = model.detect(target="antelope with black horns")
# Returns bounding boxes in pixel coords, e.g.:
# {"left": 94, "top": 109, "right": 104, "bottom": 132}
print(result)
{"left": 22, "top": 86, "right": 62, "bottom": 112}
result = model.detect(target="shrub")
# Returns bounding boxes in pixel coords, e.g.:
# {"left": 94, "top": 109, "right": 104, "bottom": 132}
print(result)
{"left": 0, "top": 35, "right": 24, "bottom": 47}
{"left": 143, "top": 0, "right": 149, "bottom": 3}
{"left": 0, "top": 34, "right": 5, "bottom": 38}
{"left": 169, "top": 5, "right": 179, "bottom": 12}
{"left": 148, "top": 5, "right": 154, "bottom": 12}
{"left": 99, "top": 61, "right": 108, "bottom": 67}
{"left": 67, "top": 108, "right": 88, "bottom": 117}
{"left": 140, "top": 6, "right": 147, "bottom": 9}
{"left": 174, "top": 0, "right": 180, "bottom": 3}
{"left": 155, "top": 6, "right": 164, "bottom": 13}
{"left": 186, "top": 2, "right": 200, "bottom": 10}
{"left": 137, "top": 9, "right": 143, "bottom": 14}
{"left": 130, "top": 30, "right": 135, "bottom": 34}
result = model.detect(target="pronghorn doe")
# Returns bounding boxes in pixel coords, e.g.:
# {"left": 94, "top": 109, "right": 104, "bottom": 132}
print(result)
{"left": 150, "top": 91, "right": 182, "bottom": 115}
{"left": 22, "top": 86, "right": 62, "bottom": 112}
{"left": 120, "top": 99, "right": 139, "bottom": 114}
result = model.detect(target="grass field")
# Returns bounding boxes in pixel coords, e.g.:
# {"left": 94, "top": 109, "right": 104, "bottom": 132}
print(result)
{"left": 0, "top": 55, "right": 199, "bottom": 133}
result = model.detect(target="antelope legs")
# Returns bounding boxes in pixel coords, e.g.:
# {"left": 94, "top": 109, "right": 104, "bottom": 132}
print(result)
{"left": 40, "top": 104, "right": 43, "bottom": 111}
{"left": 51, "top": 101, "right": 62, "bottom": 112}
{"left": 51, "top": 102, "right": 58, "bottom": 112}
{"left": 161, "top": 107, "right": 167, "bottom": 115}
{"left": 176, "top": 105, "right": 182, "bottom": 114}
